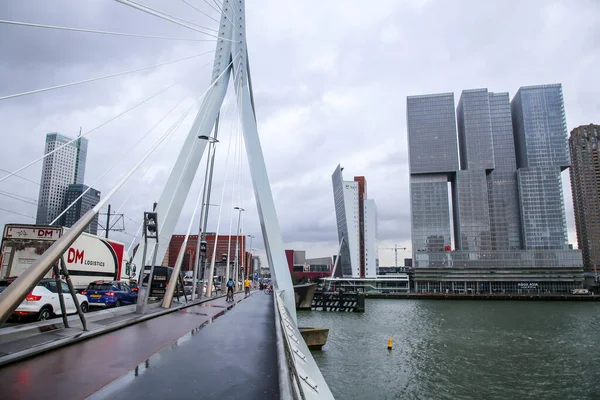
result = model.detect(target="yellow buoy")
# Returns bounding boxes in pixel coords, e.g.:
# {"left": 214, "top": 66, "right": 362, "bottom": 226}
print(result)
{"left": 387, "top": 338, "right": 393, "bottom": 350}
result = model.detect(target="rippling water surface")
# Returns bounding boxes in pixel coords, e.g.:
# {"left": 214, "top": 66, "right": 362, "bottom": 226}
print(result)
{"left": 298, "top": 299, "right": 600, "bottom": 400}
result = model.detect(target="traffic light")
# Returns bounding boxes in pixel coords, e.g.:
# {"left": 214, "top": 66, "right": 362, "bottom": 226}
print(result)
{"left": 221, "top": 253, "right": 227, "bottom": 262}
{"left": 200, "top": 240, "right": 207, "bottom": 254}
{"left": 143, "top": 212, "right": 158, "bottom": 239}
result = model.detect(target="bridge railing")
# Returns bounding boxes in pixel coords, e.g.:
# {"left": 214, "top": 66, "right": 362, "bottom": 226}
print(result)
{"left": 273, "top": 290, "right": 335, "bottom": 400}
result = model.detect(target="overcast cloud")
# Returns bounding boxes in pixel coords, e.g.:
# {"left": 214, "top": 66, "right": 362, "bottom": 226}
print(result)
{"left": 0, "top": 0, "right": 599, "bottom": 267}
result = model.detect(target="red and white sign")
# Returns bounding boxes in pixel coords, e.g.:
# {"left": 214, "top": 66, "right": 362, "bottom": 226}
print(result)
{"left": 3, "top": 225, "right": 63, "bottom": 241}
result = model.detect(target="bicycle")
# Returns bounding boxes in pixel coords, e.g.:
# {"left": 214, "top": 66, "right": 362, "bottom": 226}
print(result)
{"left": 226, "top": 289, "right": 234, "bottom": 302}
{"left": 264, "top": 285, "right": 273, "bottom": 295}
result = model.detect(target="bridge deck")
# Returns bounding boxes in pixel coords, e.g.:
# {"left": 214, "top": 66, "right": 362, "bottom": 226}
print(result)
{"left": 0, "top": 292, "right": 279, "bottom": 399}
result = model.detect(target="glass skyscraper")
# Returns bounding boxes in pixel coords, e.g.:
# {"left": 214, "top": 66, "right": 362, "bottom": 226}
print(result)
{"left": 332, "top": 165, "right": 379, "bottom": 278}
{"left": 62, "top": 184, "right": 100, "bottom": 235}
{"left": 511, "top": 84, "right": 570, "bottom": 249}
{"left": 407, "top": 84, "right": 583, "bottom": 294}
{"left": 407, "top": 94, "right": 458, "bottom": 255}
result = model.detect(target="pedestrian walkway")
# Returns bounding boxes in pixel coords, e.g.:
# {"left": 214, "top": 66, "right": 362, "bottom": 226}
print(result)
{"left": 0, "top": 292, "right": 261, "bottom": 399}
{"left": 90, "top": 291, "right": 280, "bottom": 399}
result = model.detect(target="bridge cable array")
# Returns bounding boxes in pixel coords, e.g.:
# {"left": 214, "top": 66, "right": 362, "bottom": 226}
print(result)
{"left": 115, "top": 0, "right": 236, "bottom": 42}
{"left": 0, "top": 19, "right": 215, "bottom": 42}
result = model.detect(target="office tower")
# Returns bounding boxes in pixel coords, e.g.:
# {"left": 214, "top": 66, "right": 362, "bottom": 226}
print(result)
{"left": 36, "top": 133, "right": 89, "bottom": 225}
{"left": 569, "top": 124, "right": 600, "bottom": 281}
{"left": 62, "top": 184, "right": 100, "bottom": 234}
{"left": 331, "top": 165, "right": 379, "bottom": 278}
{"left": 487, "top": 92, "right": 522, "bottom": 250}
{"left": 407, "top": 84, "right": 582, "bottom": 294}
{"left": 454, "top": 89, "right": 521, "bottom": 251}
{"left": 511, "top": 84, "right": 570, "bottom": 249}
{"left": 407, "top": 93, "right": 458, "bottom": 254}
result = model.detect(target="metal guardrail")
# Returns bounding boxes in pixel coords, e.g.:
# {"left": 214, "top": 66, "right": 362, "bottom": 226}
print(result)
{"left": 273, "top": 290, "right": 335, "bottom": 400}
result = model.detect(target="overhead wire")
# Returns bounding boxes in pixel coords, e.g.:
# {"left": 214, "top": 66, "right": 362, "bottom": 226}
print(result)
{"left": 49, "top": 81, "right": 207, "bottom": 226}
{"left": 113, "top": 57, "right": 217, "bottom": 215}
{"left": 0, "top": 50, "right": 214, "bottom": 101}
{"left": 0, "top": 191, "right": 37, "bottom": 206}
{"left": 0, "top": 168, "right": 40, "bottom": 186}
{"left": 0, "top": 76, "right": 187, "bottom": 185}
{"left": 0, "top": 207, "right": 35, "bottom": 219}
{"left": 0, "top": 189, "right": 37, "bottom": 203}
{"left": 0, "top": 19, "right": 216, "bottom": 41}
{"left": 125, "top": 53, "right": 240, "bottom": 255}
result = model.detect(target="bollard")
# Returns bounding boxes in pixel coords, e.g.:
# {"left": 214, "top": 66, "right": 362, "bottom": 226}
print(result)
{"left": 387, "top": 338, "right": 393, "bottom": 350}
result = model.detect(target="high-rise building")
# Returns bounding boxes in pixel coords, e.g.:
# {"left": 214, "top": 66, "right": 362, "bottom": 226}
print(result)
{"left": 407, "top": 94, "right": 458, "bottom": 254}
{"left": 511, "top": 84, "right": 570, "bottom": 249}
{"left": 569, "top": 124, "right": 600, "bottom": 285}
{"left": 407, "top": 84, "right": 583, "bottom": 294}
{"left": 62, "top": 184, "right": 100, "bottom": 235}
{"left": 36, "top": 133, "right": 89, "bottom": 225}
{"left": 332, "top": 165, "right": 379, "bottom": 278}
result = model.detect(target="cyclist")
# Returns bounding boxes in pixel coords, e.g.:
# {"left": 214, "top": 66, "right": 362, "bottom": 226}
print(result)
{"left": 226, "top": 278, "right": 234, "bottom": 301}
{"left": 244, "top": 277, "right": 251, "bottom": 296}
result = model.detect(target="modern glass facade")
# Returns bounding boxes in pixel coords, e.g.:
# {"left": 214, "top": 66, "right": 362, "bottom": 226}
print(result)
{"left": 511, "top": 84, "right": 570, "bottom": 170}
{"left": 62, "top": 184, "right": 100, "bottom": 234}
{"left": 487, "top": 92, "right": 522, "bottom": 250}
{"left": 332, "top": 166, "right": 379, "bottom": 278}
{"left": 452, "top": 169, "right": 491, "bottom": 251}
{"left": 74, "top": 136, "right": 88, "bottom": 185}
{"left": 332, "top": 165, "right": 360, "bottom": 277}
{"left": 407, "top": 84, "right": 583, "bottom": 292}
{"left": 456, "top": 89, "right": 495, "bottom": 170}
{"left": 569, "top": 124, "right": 600, "bottom": 277}
{"left": 511, "top": 84, "right": 570, "bottom": 249}
{"left": 410, "top": 174, "right": 452, "bottom": 252}
{"left": 517, "top": 167, "right": 568, "bottom": 249}
{"left": 407, "top": 93, "right": 459, "bottom": 174}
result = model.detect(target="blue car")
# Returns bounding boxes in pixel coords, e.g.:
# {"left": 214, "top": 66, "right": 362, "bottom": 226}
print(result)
{"left": 82, "top": 281, "right": 137, "bottom": 308}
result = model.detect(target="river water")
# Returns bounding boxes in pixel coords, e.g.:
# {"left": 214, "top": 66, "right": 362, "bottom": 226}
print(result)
{"left": 297, "top": 299, "right": 600, "bottom": 400}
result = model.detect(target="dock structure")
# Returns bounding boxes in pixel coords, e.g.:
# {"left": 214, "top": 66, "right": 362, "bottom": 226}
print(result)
{"left": 312, "top": 291, "right": 365, "bottom": 312}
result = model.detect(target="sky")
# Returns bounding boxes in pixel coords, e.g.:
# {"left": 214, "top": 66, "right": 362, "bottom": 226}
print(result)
{"left": 0, "top": 0, "right": 599, "bottom": 268}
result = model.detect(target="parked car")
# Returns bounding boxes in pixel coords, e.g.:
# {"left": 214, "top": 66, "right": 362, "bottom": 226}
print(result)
{"left": 82, "top": 281, "right": 138, "bottom": 307}
{"left": 0, "top": 278, "right": 89, "bottom": 321}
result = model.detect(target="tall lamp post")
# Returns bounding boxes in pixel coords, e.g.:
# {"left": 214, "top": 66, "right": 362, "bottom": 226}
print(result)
{"left": 193, "top": 134, "right": 219, "bottom": 300}
{"left": 247, "top": 234, "right": 254, "bottom": 283}
{"left": 233, "top": 207, "right": 245, "bottom": 292}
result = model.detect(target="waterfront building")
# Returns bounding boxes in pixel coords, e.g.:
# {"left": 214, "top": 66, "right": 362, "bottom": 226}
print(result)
{"left": 285, "top": 249, "right": 333, "bottom": 281}
{"left": 511, "top": 84, "right": 570, "bottom": 249}
{"left": 569, "top": 124, "right": 600, "bottom": 287}
{"left": 61, "top": 184, "right": 100, "bottom": 235}
{"left": 163, "top": 234, "right": 252, "bottom": 280}
{"left": 36, "top": 133, "right": 88, "bottom": 225}
{"left": 407, "top": 84, "right": 583, "bottom": 294}
{"left": 331, "top": 165, "right": 379, "bottom": 278}
{"left": 407, "top": 94, "right": 458, "bottom": 254}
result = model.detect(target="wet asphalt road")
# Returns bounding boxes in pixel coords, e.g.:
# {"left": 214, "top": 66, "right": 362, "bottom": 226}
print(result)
{"left": 0, "top": 292, "right": 278, "bottom": 399}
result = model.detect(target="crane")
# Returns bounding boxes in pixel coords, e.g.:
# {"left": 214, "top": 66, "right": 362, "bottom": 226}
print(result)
{"left": 379, "top": 244, "right": 408, "bottom": 268}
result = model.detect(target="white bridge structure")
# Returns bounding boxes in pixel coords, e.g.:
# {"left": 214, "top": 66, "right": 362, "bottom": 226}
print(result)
{"left": 0, "top": 1, "right": 334, "bottom": 398}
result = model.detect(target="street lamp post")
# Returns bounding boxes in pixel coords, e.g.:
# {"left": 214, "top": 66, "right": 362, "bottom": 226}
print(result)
{"left": 193, "top": 135, "right": 219, "bottom": 300}
{"left": 247, "top": 234, "right": 254, "bottom": 284}
{"left": 233, "top": 207, "right": 244, "bottom": 293}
